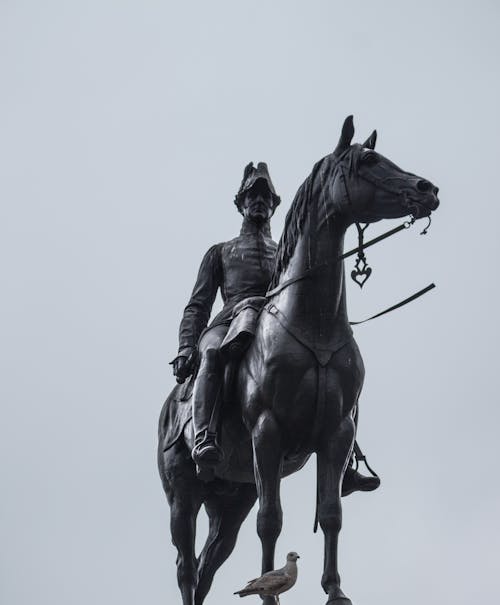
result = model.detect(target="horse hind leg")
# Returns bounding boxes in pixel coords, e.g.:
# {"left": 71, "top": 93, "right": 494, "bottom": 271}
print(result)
{"left": 160, "top": 441, "right": 203, "bottom": 605}
{"left": 195, "top": 483, "right": 257, "bottom": 605}
{"left": 317, "top": 415, "right": 355, "bottom": 605}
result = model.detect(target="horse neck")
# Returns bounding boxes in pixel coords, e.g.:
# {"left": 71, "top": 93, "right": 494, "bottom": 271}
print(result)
{"left": 274, "top": 211, "right": 350, "bottom": 338}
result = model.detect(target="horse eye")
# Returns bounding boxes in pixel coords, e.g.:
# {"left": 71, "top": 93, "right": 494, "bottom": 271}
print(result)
{"left": 361, "top": 152, "right": 378, "bottom": 165}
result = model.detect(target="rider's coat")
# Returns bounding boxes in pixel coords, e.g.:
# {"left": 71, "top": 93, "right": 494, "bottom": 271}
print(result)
{"left": 178, "top": 219, "right": 277, "bottom": 357}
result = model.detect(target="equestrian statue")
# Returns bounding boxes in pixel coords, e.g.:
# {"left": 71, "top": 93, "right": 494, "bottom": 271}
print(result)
{"left": 158, "top": 116, "right": 439, "bottom": 605}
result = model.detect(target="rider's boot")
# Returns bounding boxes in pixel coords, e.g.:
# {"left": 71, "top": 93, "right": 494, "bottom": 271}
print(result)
{"left": 341, "top": 444, "right": 380, "bottom": 497}
{"left": 191, "top": 352, "right": 224, "bottom": 470}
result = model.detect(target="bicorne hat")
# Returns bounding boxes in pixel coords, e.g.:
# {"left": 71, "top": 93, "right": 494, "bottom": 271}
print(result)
{"left": 234, "top": 162, "right": 281, "bottom": 213}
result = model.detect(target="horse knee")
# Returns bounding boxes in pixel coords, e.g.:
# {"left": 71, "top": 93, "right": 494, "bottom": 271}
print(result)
{"left": 257, "top": 509, "right": 283, "bottom": 542}
{"left": 176, "top": 555, "right": 197, "bottom": 586}
{"left": 319, "top": 510, "right": 342, "bottom": 534}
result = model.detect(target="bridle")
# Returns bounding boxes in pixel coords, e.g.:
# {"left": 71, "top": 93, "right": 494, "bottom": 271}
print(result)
{"left": 265, "top": 150, "right": 435, "bottom": 323}
{"left": 338, "top": 150, "right": 432, "bottom": 287}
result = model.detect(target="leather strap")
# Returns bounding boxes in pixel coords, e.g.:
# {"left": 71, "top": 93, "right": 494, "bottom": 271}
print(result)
{"left": 353, "top": 441, "right": 379, "bottom": 478}
{"left": 349, "top": 283, "right": 435, "bottom": 325}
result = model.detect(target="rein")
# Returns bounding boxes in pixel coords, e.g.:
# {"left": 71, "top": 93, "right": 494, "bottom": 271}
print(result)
{"left": 265, "top": 217, "right": 413, "bottom": 298}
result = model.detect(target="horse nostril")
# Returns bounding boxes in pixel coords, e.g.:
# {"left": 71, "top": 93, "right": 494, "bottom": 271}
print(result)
{"left": 417, "top": 180, "right": 432, "bottom": 193}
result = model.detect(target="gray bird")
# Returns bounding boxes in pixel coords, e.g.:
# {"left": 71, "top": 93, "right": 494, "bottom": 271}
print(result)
{"left": 234, "top": 552, "right": 300, "bottom": 605}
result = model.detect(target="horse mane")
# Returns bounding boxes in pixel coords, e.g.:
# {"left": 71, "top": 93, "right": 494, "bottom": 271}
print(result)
{"left": 269, "top": 146, "right": 360, "bottom": 289}
{"left": 269, "top": 158, "right": 326, "bottom": 289}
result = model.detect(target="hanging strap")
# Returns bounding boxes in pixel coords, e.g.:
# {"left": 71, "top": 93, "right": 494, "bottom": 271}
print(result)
{"left": 353, "top": 441, "right": 379, "bottom": 478}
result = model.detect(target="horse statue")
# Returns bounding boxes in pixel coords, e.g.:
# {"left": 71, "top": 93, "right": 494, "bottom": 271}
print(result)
{"left": 158, "top": 116, "right": 439, "bottom": 605}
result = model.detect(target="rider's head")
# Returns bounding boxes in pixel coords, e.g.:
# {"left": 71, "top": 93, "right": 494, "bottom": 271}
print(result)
{"left": 234, "top": 162, "right": 280, "bottom": 223}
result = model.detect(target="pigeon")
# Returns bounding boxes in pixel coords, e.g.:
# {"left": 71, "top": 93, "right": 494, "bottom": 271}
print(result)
{"left": 234, "top": 552, "right": 300, "bottom": 605}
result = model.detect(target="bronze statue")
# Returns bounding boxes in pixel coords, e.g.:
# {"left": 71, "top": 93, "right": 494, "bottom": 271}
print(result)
{"left": 158, "top": 116, "right": 439, "bottom": 605}
{"left": 170, "top": 161, "right": 377, "bottom": 490}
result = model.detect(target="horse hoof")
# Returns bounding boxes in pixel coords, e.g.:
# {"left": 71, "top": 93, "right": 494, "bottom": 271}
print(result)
{"left": 326, "top": 599, "right": 352, "bottom": 605}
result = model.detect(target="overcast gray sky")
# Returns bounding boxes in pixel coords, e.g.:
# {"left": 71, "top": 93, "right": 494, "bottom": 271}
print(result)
{"left": 1, "top": 1, "right": 499, "bottom": 604}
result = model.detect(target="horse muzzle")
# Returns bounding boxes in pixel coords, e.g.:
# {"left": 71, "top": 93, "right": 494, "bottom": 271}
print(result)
{"left": 405, "top": 187, "right": 440, "bottom": 218}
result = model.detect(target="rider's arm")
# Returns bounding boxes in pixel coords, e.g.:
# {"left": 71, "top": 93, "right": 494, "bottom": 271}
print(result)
{"left": 177, "top": 244, "right": 222, "bottom": 358}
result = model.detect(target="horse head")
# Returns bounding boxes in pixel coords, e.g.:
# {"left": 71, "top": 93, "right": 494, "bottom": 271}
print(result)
{"left": 324, "top": 115, "right": 440, "bottom": 225}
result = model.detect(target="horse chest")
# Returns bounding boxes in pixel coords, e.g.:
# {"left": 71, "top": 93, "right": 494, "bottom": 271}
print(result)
{"left": 265, "top": 303, "right": 353, "bottom": 367}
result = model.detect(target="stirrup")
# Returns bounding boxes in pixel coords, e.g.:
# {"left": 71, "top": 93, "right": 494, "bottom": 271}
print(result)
{"left": 192, "top": 431, "right": 224, "bottom": 468}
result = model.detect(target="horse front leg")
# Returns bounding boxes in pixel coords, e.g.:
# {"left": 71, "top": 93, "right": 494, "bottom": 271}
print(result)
{"left": 252, "top": 410, "right": 283, "bottom": 605}
{"left": 317, "top": 414, "right": 355, "bottom": 605}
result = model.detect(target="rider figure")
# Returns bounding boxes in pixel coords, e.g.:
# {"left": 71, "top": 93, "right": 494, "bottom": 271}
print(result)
{"left": 171, "top": 162, "right": 380, "bottom": 495}
{"left": 172, "top": 162, "right": 278, "bottom": 468}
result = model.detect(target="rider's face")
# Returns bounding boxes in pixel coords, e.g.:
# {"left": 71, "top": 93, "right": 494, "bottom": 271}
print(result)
{"left": 241, "top": 185, "right": 274, "bottom": 223}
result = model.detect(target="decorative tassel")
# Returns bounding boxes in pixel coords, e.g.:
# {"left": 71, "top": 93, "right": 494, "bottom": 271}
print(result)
{"left": 351, "top": 223, "right": 372, "bottom": 288}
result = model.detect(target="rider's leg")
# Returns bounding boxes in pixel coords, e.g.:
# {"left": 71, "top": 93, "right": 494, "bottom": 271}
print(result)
{"left": 191, "top": 324, "right": 228, "bottom": 468}
{"left": 341, "top": 404, "right": 380, "bottom": 497}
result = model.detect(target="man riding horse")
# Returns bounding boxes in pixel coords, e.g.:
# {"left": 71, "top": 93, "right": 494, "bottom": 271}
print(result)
{"left": 171, "top": 161, "right": 379, "bottom": 496}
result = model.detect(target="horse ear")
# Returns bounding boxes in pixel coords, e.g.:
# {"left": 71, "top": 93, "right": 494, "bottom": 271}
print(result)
{"left": 362, "top": 130, "right": 377, "bottom": 150}
{"left": 334, "top": 115, "right": 355, "bottom": 156}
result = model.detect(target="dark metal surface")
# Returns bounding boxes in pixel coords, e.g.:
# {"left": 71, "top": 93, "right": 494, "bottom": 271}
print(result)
{"left": 158, "top": 116, "right": 439, "bottom": 605}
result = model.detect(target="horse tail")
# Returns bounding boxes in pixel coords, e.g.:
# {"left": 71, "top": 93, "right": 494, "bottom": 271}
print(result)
{"left": 313, "top": 455, "right": 319, "bottom": 533}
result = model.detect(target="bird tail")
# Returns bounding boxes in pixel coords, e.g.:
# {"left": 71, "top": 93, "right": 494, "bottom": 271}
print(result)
{"left": 234, "top": 589, "right": 260, "bottom": 597}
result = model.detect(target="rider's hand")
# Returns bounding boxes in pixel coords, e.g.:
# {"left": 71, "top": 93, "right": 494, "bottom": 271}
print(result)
{"left": 171, "top": 354, "right": 193, "bottom": 384}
